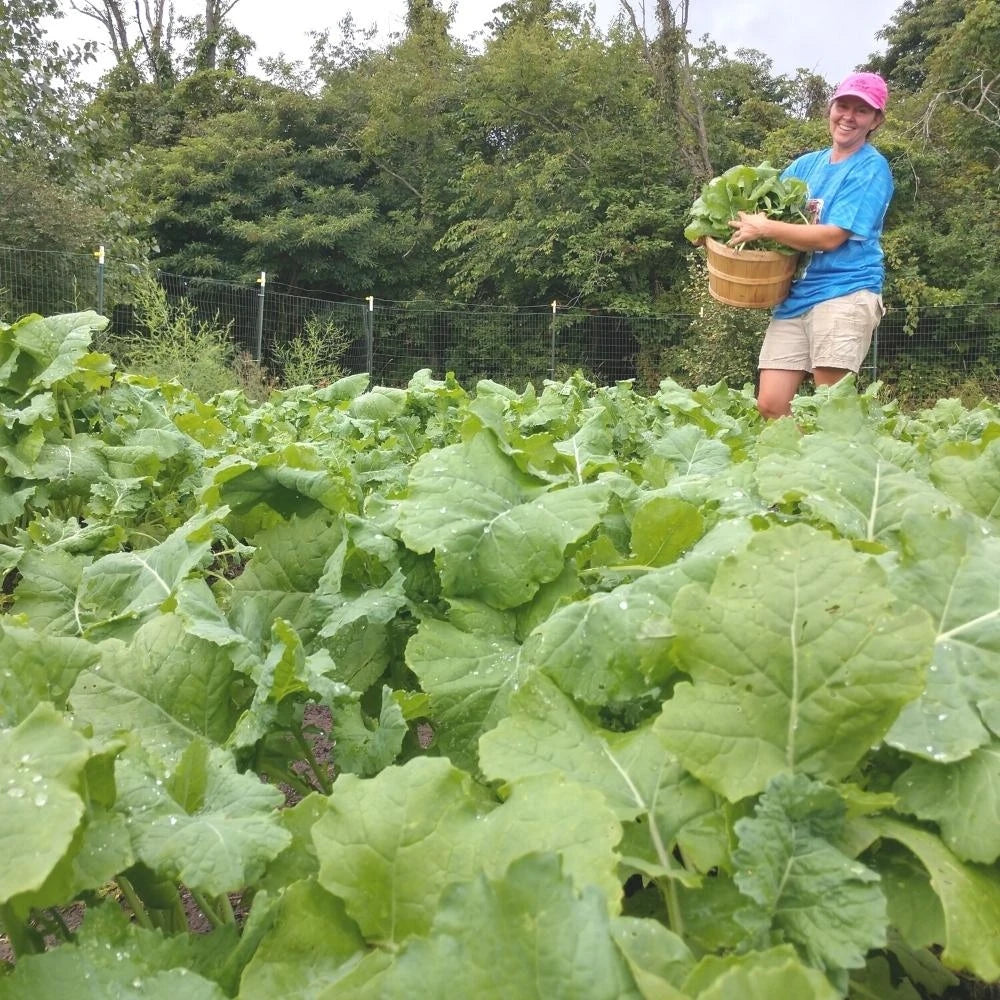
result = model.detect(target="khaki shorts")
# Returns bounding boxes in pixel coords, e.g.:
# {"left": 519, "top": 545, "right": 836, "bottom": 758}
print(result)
{"left": 758, "top": 291, "right": 884, "bottom": 373}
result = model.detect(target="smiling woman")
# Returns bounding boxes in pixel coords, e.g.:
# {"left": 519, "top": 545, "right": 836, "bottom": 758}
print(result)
{"left": 725, "top": 71, "right": 894, "bottom": 420}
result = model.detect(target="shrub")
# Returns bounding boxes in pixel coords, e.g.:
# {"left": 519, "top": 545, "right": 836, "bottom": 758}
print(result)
{"left": 98, "top": 273, "right": 239, "bottom": 400}
{"left": 272, "top": 312, "right": 353, "bottom": 389}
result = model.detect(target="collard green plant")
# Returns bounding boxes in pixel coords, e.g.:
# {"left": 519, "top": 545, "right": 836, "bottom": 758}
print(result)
{"left": 3, "top": 313, "right": 1000, "bottom": 999}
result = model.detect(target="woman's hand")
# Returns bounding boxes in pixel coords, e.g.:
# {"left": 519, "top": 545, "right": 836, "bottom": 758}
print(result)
{"left": 727, "top": 211, "right": 770, "bottom": 246}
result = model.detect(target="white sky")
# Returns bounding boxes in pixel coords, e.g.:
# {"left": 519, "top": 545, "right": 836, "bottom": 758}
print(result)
{"left": 49, "top": 0, "right": 900, "bottom": 87}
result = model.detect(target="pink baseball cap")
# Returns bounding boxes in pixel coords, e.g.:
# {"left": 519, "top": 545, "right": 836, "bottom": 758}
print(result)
{"left": 832, "top": 72, "right": 888, "bottom": 111}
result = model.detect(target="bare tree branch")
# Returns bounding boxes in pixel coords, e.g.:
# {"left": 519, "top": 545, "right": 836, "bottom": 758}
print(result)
{"left": 618, "top": 0, "right": 712, "bottom": 178}
{"left": 71, "top": 0, "right": 133, "bottom": 67}
{"left": 953, "top": 70, "right": 1000, "bottom": 128}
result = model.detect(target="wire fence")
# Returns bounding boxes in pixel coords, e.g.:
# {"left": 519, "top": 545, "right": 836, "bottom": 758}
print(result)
{"left": 2, "top": 244, "right": 998, "bottom": 405}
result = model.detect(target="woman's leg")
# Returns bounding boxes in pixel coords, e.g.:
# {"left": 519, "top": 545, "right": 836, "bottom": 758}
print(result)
{"left": 757, "top": 368, "right": 806, "bottom": 419}
{"left": 757, "top": 315, "right": 809, "bottom": 419}
{"left": 813, "top": 366, "right": 852, "bottom": 387}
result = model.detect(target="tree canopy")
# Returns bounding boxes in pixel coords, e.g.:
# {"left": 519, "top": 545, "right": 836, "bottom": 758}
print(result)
{"left": 1, "top": 0, "right": 997, "bottom": 311}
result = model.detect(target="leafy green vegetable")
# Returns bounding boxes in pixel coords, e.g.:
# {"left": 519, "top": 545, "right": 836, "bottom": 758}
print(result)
{"left": 4, "top": 313, "right": 1000, "bottom": 999}
{"left": 684, "top": 160, "right": 809, "bottom": 250}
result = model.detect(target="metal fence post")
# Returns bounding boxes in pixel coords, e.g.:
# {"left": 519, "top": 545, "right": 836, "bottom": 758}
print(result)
{"left": 365, "top": 295, "right": 374, "bottom": 374}
{"left": 95, "top": 245, "right": 105, "bottom": 315}
{"left": 254, "top": 271, "right": 266, "bottom": 361}
{"left": 550, "top": 300, "right": 558, "bottom": 379}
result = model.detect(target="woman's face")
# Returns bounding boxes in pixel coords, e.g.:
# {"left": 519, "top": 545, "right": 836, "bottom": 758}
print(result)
{"left": 828, "top": 96, "right": 884, "bottom": 157}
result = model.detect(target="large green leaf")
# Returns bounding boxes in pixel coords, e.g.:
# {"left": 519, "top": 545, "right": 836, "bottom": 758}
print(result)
{"left": 255, "top": 793, "right": 329, "bottom": 895}
{"left": 70, "top": 613, "right": 242, "bottom": 763}
{"left": 397, "top": 430, "right": 609, "bottom": 608}
{"left": 657, "top": 523, "right": 933, "bottom": 801}
{"left": 315, "top": 561, "right": 411, "bottom": 692}
{"left": 4, "top": 733, "right": 132, "bottom": 918}
{"left": 73, "top": 508, "right": 227, "bottom": 639}
{"left": 893, "top": 741, "right": 1000, "bottom": 863}
{"left": 648, "top": 423, "right": 734, "bottom": 480}
{"left": 480, "top": 674, "right": 716, "bottom": 880}
{"left": 864, "top": 816, "right": 1000, "bottom": 981}
{"left": 732, "top": 774, "right": 886, "bottom": 983}
{"left": 756, "top": 431, "right": 955, "bottom": 543}
{"left": 930, "top": 436, "right": 1000, "bottom": 523}
{"left": 313, "top": 755, "right": 625, "bottom": 945}
{"left": 2, "top": 312, "right": 108, "bottom": 401}
{"left": 476, "top": 773, "right": 623, "bottom": 911}
{"left": 551, "top": 408, "right": 619, "bottom": 480}
{"left": 405, "top": 600, "right": 528, "bottom": 770}
{"left": 0, "top": 476, "right": 34, "bottom": 525}
{"left": 885, "top": 512, "right": 1000, "bottom": 760}
{"left": 9, "top": 547, "right": 89, "bottom": 634}
{"left": 873, "top": 846, "right": 946, "bottom": 950}
{"left": 238, "top": 880, "right": 368, "bottom": 1000}
{"left": 327, "top": 686, "right": 408, "bottom": 777}
{"left": 313, "top": 757, "right": 496, "bottom": 944}
{"left": 0, "top": 703, "right": 90, "bottom": 903}
{"left": 629, "top": 495, "right": 704, "bottom": 567}
{"left": 207, "top": 446, "right": 357, "bottom": 520}
{"left": 523, "top": 566, "right": 679, "bottom": 706}
{"left": 0, "top": 956, "right": 225, "bottom": 1000}
{"left": 0, "top": 903, "right": 230, "bottom": 1000}
{"left": 335, "top": 854, "right": 642, "bottom": 1000}
{"left": 682, "top": 944, "right": 841, "bottom": 1000}
{"left": 609, "top": 916, "right": 693, "bottom": 998}
{"left": 227, "top": 509, "right": 347, "bottom": 650}
{"left": 115, "top": 742, "right": 290, "bottom": 895}
{"left": 0, "top": 621, "right": 100, "bottom": 725}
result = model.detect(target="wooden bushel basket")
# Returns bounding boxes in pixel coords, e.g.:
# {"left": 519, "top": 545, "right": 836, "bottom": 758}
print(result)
{"left": 704, "top": 236, "right": 799, "bottom": 309}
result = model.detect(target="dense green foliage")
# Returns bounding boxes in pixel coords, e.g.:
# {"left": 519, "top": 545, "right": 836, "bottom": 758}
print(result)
{"left": 2, "top": 312, "right": 1000, "bottom": 996}
{"left": 3, "top": 0, "right": 997, "bottom": 320}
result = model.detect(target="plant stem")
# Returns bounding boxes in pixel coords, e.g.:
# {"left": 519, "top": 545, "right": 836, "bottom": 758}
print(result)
{"left": 61, "top": 398, "right": 77, "bottom": 437}
{"left": 0, "top": 903, "right": 38, "bottom": 959}
{"left": 216, "top": 893, "right": 236, "bottom": 925}
{"left": 660, "top": 876, "right": 685, "bottom": 940}
{"left": 296, "top": 731, "right": 332, "bottom": 794}
{"left": 190, "top": 890, "right": 232, "bottom": 929}
{"left": 43, "top": 906, "right": 74, "bottom": 941}
{"left": 115, "top": 875, "right": 154, "bottom": 929}
{"left": 600, "top": 743, "right": 686, "bottom": 936}
{"left": 259, "top": 763, "right": 314, "bottom": 799}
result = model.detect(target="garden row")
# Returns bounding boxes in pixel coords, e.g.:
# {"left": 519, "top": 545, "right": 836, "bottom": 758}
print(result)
{"left": 1, "top": 312, "right": 999, "bottom": 998}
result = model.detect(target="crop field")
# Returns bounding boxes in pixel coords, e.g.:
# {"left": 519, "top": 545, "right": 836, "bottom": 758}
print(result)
{"left": 1, "top": 311, "right": 999, "bottom": 998}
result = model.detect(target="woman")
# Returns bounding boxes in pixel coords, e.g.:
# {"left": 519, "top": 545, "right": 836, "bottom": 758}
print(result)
{"left": 728, "top": 72, "right": 894, "bottom": 419}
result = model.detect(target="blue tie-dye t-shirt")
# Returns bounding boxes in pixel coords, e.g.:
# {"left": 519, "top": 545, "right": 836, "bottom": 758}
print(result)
{"left": 773, "top": 143, "right": 894, "bottom": 319}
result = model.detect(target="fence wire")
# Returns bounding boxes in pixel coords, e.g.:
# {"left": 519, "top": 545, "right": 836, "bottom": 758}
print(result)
{"left": 1, "top": 245, "right": 998, "bottom": 404}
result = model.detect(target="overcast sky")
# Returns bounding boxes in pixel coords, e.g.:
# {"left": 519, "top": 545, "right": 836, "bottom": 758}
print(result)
{"left": 51, "top": 0, "right": 901, "bottom": 88}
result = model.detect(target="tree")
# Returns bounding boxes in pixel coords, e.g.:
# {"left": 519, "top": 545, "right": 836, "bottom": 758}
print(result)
{"left": 71, "top": 0, "right": 252, "bottom": 85}
{"left": 921, "top": 0, "right": 999, "bottom": 144}
{"left": 0, "top": 0, "right": 145, "bottom": 256}
{"left": 195, "top": 0, "right": 246, "bottom": 71}
{"left": 869, "top": 0, "right": 1000, "bottom": 305}
{"left": 138, "top": 78, "right": 440, "bottom": 300}
{"left": 329, "top": 0, "right": 471, "bottom": 296}
{"left": 617, "top": 0, "right": 713, "bottom": 179}
{"left": 689, "top": 43, "right": 802, "bottom": 170}
{"left": 0, "top": 0, "right": 96, "bottom": 168}
{"left": 73, "top": 0, "right": 176, "bottom": 88}
{"left": 867, "top": 0, "right": 967, "bottom": 92}
{"left": 436, "top": 9, "right": 689, "bottom": 308}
